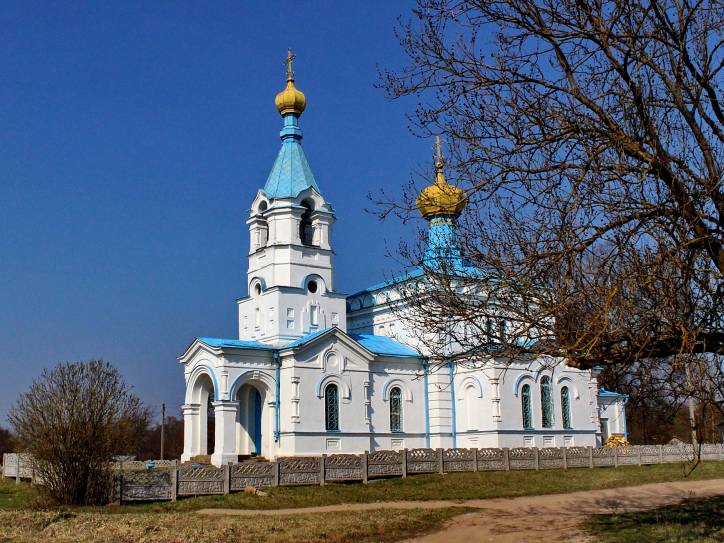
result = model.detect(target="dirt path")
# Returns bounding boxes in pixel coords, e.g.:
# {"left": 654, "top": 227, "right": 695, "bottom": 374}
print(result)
{"left": 197, "top": 478, "right": 724, "bottom": 541}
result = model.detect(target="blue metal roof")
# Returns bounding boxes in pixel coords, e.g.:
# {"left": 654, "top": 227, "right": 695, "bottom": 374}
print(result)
{"left": 195, "top": 328, "right": 419, "bottom": 359}
{"left": 280, "top": 327, "right": 333, "bottom": 349}
{"left": 262, "top": 114, "right": 320, "bottom": 199}
{"left": 348, "top": 267, "right": 425, "bottom": 298}
{"left": 598, "top": 387, "right": 627, "bottom": 398}
{"left": 349, "top": 334, "right": 419, "bottom": 358}
{"left": 197, "top": 337, "right": 276, "bottom": 350}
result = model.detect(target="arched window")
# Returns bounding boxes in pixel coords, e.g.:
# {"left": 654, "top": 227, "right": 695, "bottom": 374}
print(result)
{"left": 299, "top": 200, "right": 314, "bottom": 246}
{"left": 521, "top": 384, "right": 532, "bottom": 429}
{"left": 389, "top": 387, "right": 403, "bottom": 432}
{"left": 324, "top": 383, "right": 339, "bottom": 431}
{"left": 541, "top": 376, "right": 554, "bottom": 428}
{"left": 561, "top": 386, "right": 572, "bottom": 429}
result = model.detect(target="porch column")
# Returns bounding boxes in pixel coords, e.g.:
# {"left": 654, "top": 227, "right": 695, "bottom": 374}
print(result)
{"left": 180, "top": 403, "right": 201, "bottom": 463}
{"left": 211, "top": 400, "right": 239, "bottom": 466}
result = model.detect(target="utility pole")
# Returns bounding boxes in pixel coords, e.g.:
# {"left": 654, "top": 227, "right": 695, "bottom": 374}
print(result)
{"left": 160, "top": 402, "right": 166, "bottom": 460}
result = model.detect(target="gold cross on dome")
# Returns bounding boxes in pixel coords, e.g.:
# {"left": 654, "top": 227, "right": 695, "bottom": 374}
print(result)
{"left": 285, "top": 48, "right": 296, "bottom": 81}
{"left": 435, "top": 135, "right": 443, "bottom": 165}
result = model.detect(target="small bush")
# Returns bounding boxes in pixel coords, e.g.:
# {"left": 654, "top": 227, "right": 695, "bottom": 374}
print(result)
{"left": 9, "top": 360, "right": 150, "bottom": 505}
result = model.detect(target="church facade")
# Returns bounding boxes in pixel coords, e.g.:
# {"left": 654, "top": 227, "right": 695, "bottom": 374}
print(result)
{"left": 179, "top": 55, "right": 627, "bottom": 466}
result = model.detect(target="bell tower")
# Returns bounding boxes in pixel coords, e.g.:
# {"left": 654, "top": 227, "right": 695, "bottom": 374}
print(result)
{"left": 238, "top": 50, "right": 346, "bottom": 345}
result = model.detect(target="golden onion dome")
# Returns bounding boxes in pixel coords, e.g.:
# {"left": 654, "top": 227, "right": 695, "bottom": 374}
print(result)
{"left": 275, "top": 48, "right": 306, "bottom": 116}
{"left": 416, "top": 137, "right": 467, "bottom": 219}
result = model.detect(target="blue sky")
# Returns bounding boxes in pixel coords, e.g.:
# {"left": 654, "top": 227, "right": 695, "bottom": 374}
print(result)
{"left": 0, "top": 1, "right": 435, "bottom": 423}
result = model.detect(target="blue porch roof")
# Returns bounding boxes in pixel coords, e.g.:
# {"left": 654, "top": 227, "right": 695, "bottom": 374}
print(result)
{"left": 193, "top": 328, "right": 419, "bottom": 359}
{"left": 349, "top": 333, "right": 419, "bottom": 358}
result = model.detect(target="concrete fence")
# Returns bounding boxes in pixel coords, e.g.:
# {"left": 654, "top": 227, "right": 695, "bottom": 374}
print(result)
{"left": 4, "top": 443, "right": 723, "bottom": 503}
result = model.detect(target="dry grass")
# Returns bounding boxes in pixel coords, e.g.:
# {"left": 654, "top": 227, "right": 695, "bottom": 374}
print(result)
{"left": 0, "top": 507, "right": 466, "bottom": 543}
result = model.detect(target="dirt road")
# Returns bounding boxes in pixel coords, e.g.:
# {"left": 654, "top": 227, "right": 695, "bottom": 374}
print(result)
{"left": 197, "top": 478, "right": 724, "bottom": 542}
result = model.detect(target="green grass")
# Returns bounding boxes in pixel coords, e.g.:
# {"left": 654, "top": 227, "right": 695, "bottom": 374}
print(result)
{"left": 0, "top": 477, "right": 38, "bottom": 510}
{"left": 585, "top": 495, "right": 724, "bottom": 542}
{"left": 0, "top": 507, "right": 470, "bottom": 543}
{"left": 118, "top": 460, "right": 724, "bottom": 513}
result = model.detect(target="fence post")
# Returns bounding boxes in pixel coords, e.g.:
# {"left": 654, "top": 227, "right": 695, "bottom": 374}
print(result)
{"left": 562, "top": 447, "right": 567, "bottom": 471}
{"left": 15, "top": 456, "right": 20, "bottom": 484}
{"left": 503, "top": 447, "right": 510, "bottom": 471}
{"left": 472, "top": 448, "right": 478, "bottom": 472}
{"left": 588, "top": 446, "right": 593, "bottom": 468}
{"left": 614, "top": 447, "right": 619, "bottom": 468}
{"left": 534, "top": 447, "right": 539, "bottom": 470}
{"left": 401, "top": 449, "right": 407, "bottom": 478}
{"left": 320, "top": 455, "right": 326, "bottom": 486}
{"left": 170, "top": 465, "right": 178, "bottom": 502}
{"left": 637, "top": 446, "right": 642, "bottom": 466}
{"left": 437, "top": 448, "right": 444, "bottom": 474}
{"left": 273, "top": 461, "right": 280, "bottom": 487}
{"left": 223, "top": 463, "right": 231, "bottom": 494}
{"left": 658, "top": 445, "right": 664, "bottom": 464}
{"left": 360, "top": 453, "right": 368, "bottom": 484}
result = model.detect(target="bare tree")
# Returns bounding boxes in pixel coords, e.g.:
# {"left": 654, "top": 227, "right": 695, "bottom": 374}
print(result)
{"left": 378, "top": 0, "right": 722, "bottom": 421}
{"left": 0, "top": 426, "right": 15, "bottom": 458}
{"left": 9, "top": 360, "right": 150, "bottom": 505}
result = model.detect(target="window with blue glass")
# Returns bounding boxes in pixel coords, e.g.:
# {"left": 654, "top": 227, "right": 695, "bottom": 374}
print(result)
{"left": 325, "top": 383, "right": 339, "bottom": 431}
{"left": 389, "top": 387, "right": 403, "bottom": 432}
{"left": 541, "top": 376, "right": 554, "bottom": 428}
{"left": 521, "top": 384, "right": 532, "bottom": 429}
{"left": 561, "top": 386, "right": 572, "bottom": 429}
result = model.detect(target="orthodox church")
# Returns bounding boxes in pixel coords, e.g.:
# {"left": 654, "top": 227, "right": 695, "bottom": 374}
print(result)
{"left": 179, "top": 53, "right": 627, "bottom": 466}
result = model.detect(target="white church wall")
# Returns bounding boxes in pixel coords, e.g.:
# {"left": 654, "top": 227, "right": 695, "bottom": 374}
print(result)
{"left": 238, "top": 285, "right": 347, "bottom": 344}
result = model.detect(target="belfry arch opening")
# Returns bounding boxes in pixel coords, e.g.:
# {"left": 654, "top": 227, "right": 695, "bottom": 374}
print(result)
{"left": 299, "top": 199, "right": 314, "bottom": 246}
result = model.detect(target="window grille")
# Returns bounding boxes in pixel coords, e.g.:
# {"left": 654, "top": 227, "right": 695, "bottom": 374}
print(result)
{"left": 389, "top": 387, "right": 403, "bottom": 432}
{"left": 325, "top": 383, "right": 339, "bottom": 431}
{"left": 561, "top": 386, "right": 572, "bottom": 429}
{"left": 541, "top": 376, "right": 554, "bottom": 428}
{"left": 521, "top": 384, "right": 532, "bottom": 429}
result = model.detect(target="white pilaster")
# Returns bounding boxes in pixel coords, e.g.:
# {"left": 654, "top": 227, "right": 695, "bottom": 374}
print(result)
{"left": 211, "top": 400, "right": 239, "bottom": 466}
{"left": 181, "top": 403, "right": 201, "bottom": 463}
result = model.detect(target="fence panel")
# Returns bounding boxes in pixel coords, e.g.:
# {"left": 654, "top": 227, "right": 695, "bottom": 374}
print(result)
{"left": 406, "top": 448, "right": 439, "bottom": 474}
{"left": 616, "top": 446, "right": 638, "bottom": 465}
{"left": 119, "top": 471, "right": 172, "bottom": 501}
{"left": 509, "top": 447, "right": 536, "bottom": 470}
{"left": 539, "top": 447, "right": 564, "bottom": 469}
{"left": 325, "top": 454, "right": 363, "bottom": 482}
{"left": 565, "top": 447, "right": 590, "bottom": 468}
{"left": 592, "top": 447, "right": 615, "bottom": 467}
{"left": 443, "top": 448, "right": 476, "bottom": 472}
{"left": 476, "top": 448, "right": 506, "bottom": 471}
{"left": 701, "top": 444, "right": 722, "bottom": 461}
{"left": 178, "top": 465, "right": 224, "bottom": 496}
{"left": 278, "top": 457, "right": 321, "bottom": 486}
{"left": 230, "top": 461, "right": 275, "bottom": 490}
{"left": 638, "top": 445, "right": 660, "bottom": 465}
{"left": 367, "top": 450, "right": 403, "bottom": 478}
{"left": 662, "top": 444, "right": 691, "bottom": 463}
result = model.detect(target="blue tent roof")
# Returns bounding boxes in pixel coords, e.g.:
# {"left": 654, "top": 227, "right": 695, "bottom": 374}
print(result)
{"left": 262, "top": 115, "right": 320, "bottom": 199}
